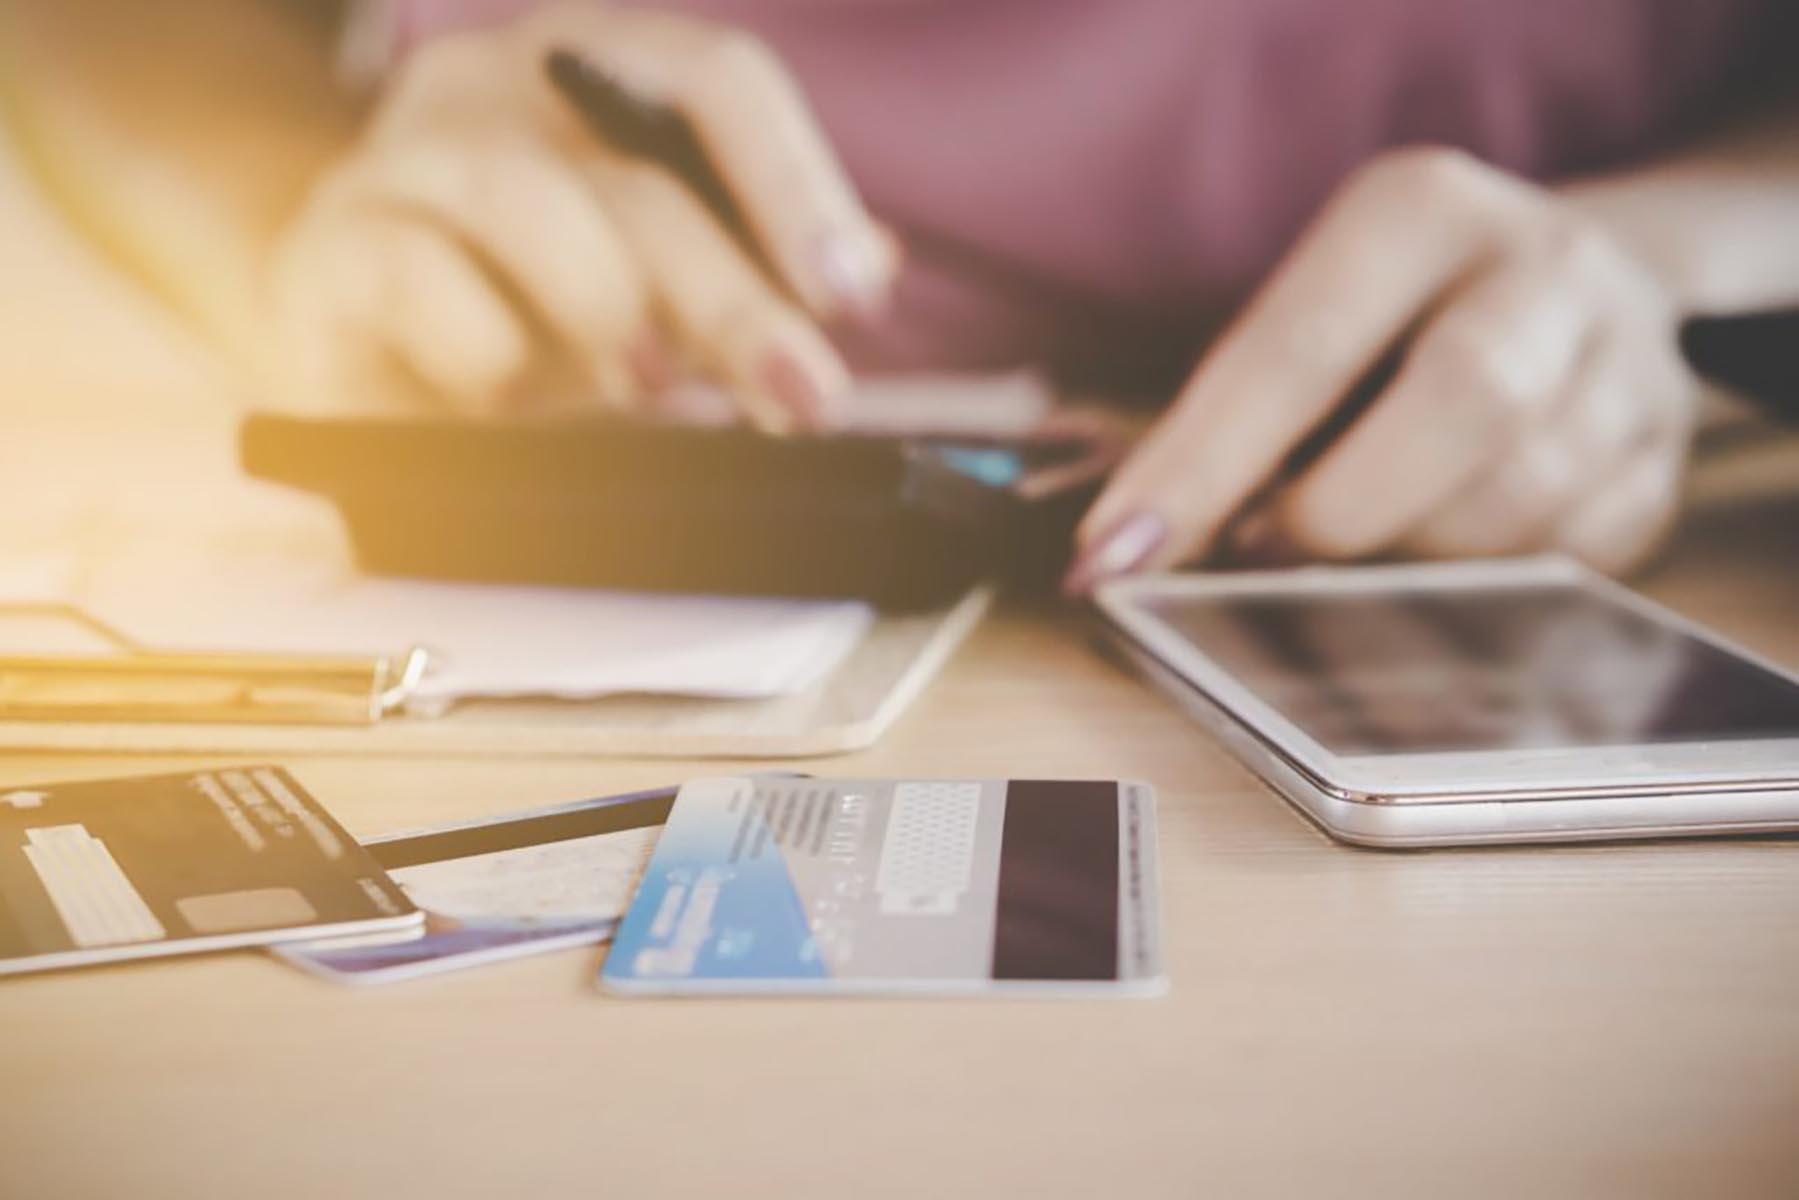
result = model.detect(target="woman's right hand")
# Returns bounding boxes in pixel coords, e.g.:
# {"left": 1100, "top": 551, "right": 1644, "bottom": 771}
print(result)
{"left": 265, "top": 2, "right": 895, "bottom": 432}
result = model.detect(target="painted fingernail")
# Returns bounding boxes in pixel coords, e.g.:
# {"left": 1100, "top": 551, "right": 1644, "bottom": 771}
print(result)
{"left": 590, "top": 358, "right": 638, "bottom": 412}
{"left": 1229, "top": 507, "right": 1274, "bottom": 558}
{"left": 760, "top": 349, "right": 842, "bottom": 433}
{"left": 1062, "top": 510, "right": 1169, "bottom": 596}
{"left": 626, "top": 332, "right": 679, "bottom": 395}
{"left": 809, "top": 231, "right": 891, "bottom": 319}
{"left": 1227, "top": 506, "right": 1304, "bottom": 566}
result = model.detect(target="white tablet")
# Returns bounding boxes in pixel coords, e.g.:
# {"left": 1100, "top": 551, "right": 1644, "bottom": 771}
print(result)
{"left": 1097, "top": 557, "right": 1799, "bottom": 846}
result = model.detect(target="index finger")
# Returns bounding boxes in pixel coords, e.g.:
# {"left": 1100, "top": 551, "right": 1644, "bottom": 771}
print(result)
{"left": 1075, "top": 149, "right": 1538, "bottom": 573}
{"left": 517, "top": 4, "right": 896, "bottom": 318}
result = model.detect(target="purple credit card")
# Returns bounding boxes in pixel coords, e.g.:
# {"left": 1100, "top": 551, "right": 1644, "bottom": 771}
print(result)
{"left": 274, "top": 785, "right": 676, "bottom": 985}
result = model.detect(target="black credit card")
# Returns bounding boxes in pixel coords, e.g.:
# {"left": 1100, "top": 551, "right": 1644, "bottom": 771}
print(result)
{"left": 0, "top": 766, "right": 420, "bottom": 975}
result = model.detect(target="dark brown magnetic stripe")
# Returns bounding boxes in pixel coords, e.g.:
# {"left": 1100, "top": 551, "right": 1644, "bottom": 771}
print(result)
{"left": 991, "top": 780, "right": 1119, "bottom": 981}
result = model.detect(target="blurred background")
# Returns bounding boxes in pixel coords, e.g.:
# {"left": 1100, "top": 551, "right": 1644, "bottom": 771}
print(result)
{"left": 2, "top": 0, "right": 1795, "bottom": 603}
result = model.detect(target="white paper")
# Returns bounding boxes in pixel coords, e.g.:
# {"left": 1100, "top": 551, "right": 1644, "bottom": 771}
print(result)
{"left": 69, "top": 552, "right": 872, "bottom": 703}
{"left": 535, "top": 370, "right": 1055, "bottom": 438}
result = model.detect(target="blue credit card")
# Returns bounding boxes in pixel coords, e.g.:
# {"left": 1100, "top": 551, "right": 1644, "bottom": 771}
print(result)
{"left": 600, "top": 778, "right": 1164, "bottom": 997}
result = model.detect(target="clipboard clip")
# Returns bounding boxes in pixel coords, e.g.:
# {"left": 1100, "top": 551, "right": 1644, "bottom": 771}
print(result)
{"left": 0, "top": 605, "right": 430, "bottom": 726}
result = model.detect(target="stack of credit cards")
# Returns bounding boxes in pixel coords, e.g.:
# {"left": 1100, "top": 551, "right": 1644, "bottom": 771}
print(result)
{"left": 1, "top": 768, "right": 1167, "bottom": 999}
{"left": 603, "top": 777, "right": 1165, "bottom": 997}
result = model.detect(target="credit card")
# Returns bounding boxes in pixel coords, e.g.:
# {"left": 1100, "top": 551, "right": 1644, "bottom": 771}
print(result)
{"left": 276, "top": 785, "right": 675, "bottom": 985}
{"left": 600, "top": 778, "right": 1164, "bottom": 997}
{"left": 0, "top": 766, "right": 419, "bottom": 975}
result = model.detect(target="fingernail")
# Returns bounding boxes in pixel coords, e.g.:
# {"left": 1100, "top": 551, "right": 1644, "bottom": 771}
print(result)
{"left": 809, "top": 231, "right": 891, "bottom": 319}
{"left": 1229, "top": 507, "right": 1274, "bottom": 558}
{"left": 626, "top": 332, "right": 679, "bottom": 395}
{"left": 760, "top": 349, "right": 842, "bottom": 433}
{"left": 591, "top": 358, "right": 638, "bottom": 412}
{"left": 1062, "top": 510, "right": 1168, "bottom": 596}
{"left": 1227, "top": 506, "right": 1303, "bottom": 566}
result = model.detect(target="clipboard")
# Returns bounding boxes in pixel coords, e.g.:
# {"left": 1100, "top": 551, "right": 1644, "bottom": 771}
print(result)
{"left": 0, "top": 604, "right": 429, "bottom": 725}
{"left": 0, "top": 587, "right": 989, "bottom": 759}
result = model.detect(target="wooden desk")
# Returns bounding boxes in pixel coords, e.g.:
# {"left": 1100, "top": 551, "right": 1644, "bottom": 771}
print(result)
{"left": 0, "top": 437, "right": 1794, "bottom": 1200}
{"left": 3, "top": 21, "right": 1794, "bottom": 1194}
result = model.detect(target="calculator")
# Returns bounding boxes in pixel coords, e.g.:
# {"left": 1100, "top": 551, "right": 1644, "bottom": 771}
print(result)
{"left": 241, "top": 414, "right": 1103, "bottom": 608}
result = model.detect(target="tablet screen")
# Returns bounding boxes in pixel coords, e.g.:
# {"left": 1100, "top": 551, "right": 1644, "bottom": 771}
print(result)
{"left": 1141, "top": 586, "right": 1799, "bottom": 755}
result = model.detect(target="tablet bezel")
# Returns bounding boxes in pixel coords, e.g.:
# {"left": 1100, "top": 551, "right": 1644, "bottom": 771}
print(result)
{"left": 1096, "top": 556, "right": 1799, "bottom": 801}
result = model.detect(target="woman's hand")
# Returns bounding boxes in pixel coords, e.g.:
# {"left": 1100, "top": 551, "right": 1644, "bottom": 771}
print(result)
{"left": 1068, "top": 146, "right": 1699, "bottom": 588}
{"left": 266, "top": 2, "right": 895, "bottom": 431}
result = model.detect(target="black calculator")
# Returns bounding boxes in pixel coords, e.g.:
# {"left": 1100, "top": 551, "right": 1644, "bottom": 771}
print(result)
{"left": 240, "top": 414, "right": 1102, "bottom": 609}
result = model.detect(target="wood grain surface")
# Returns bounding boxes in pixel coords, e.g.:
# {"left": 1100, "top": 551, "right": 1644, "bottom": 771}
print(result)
{"left": 0, "top": 436, "right": 1794, "bottom": 1200}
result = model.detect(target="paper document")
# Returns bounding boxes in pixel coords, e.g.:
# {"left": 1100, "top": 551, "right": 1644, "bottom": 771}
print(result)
{"left": 0, "top": 545, "right": 872, "bottom": 705}
{"left": 65, "top": 555, "right": 872, "bottom": 704}
{"left": 535, "top": 370, "right": 1055, "bottom": 438}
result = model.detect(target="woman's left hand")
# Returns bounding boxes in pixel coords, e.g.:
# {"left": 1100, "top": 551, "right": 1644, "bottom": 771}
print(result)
{"left": 1067, "top": 146, "right": 1698, "bottom": 592}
